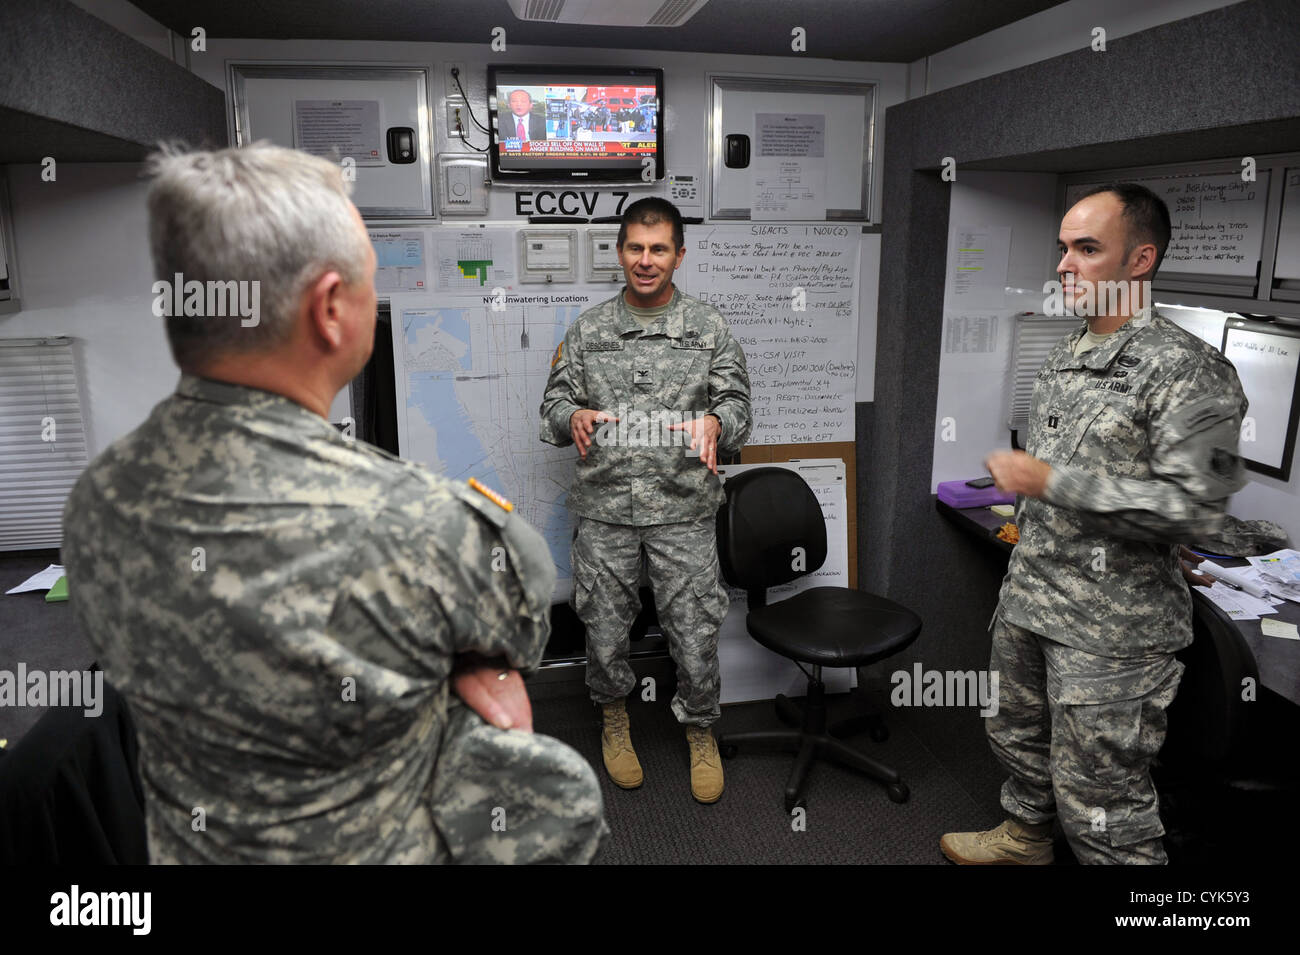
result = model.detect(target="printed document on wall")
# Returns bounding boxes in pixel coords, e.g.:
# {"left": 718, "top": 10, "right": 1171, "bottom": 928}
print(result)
{"left": 369, "top": 229, "right": 429, "bottom": 293}
{"left": 293, "top": 100, "right": 384, "bottom": 166}
{"left": 950, "top": 225, "right": 1011, "bottom": 307}
{"left": 750, "top": 113, "right": 828, "bottom": 220}
{"left": 435, "top": 230, "right": 518, "bottom": 291}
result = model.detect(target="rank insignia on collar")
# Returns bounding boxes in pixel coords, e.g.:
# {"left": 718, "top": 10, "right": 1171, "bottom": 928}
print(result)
{"left": 469, "top": 477, "right": 513, "bottom": 512}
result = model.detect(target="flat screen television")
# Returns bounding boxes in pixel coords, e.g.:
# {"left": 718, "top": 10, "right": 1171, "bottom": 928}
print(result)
{"left": 487, "top": 66, "right": 664, "bottom": 183}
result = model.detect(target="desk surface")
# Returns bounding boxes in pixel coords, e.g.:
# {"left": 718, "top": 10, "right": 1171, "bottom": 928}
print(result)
{"left": 936, "top": 498, "right": 1013, "bottom": 556}
{"left": 1201, "top": 557, "right": 1300, "bottom": 707}
{"left": 936, "top": 496, "right": 1300, "bottom": 707}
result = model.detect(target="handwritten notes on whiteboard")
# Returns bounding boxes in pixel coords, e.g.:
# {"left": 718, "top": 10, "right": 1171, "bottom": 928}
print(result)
{"left": 682, "top": 225, "right": 860, "bottom": 444}
{"left": 1223, "top": 324, "right": 1300, "bottom": 471}
{"left": 1066, "top": 172, "right": 1270, "bottom": 277}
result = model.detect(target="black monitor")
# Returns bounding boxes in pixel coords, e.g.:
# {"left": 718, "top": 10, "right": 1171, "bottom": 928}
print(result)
{"left": 488, "top": 66, "right": 664, "bottom": 184}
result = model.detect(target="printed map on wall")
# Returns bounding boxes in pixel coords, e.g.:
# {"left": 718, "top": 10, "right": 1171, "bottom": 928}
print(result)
{"left": 390, "top": 291, "right": 598, "bottom": 599}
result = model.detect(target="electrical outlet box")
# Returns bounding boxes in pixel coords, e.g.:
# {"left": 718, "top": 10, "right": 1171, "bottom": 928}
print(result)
{"left": 446, "top": 63, "right": 466, "bottom": 98}
{"left": 586, "top": 229, "right": 623, "bottom": 284}
{"left": 519, "top": 229, "right": 578, "bottom": 284}
{"left": 446, "top": 101, "right": 467, "bottom": 137}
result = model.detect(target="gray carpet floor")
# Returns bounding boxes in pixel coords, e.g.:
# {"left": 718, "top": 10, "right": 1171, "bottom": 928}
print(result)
{"left": 532, "top": 681, "right": 1000, "bottom": 864}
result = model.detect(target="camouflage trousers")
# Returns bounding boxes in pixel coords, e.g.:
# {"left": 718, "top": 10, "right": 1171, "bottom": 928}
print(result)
{"left": 429, "top": 703, "right": 609, "bottom": 863}
{"left": 986, "top": 613, "right": 1183, "bottom": 864}
{"left": 571, "top": 515, "right": 729, "bottom": 726}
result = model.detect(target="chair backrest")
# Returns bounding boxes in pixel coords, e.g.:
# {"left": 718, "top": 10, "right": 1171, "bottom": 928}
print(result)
{"left": 716, "top": 467, "right": 827, "bottom": 596}
{"left": 1162, "top": 594, "right": 1260, "bottom": 771}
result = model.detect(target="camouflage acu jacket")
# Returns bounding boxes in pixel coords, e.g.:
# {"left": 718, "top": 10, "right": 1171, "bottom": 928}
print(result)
{"left": 63, "top": 375, "right": 555, "bottom": 863}
{"left": 539, "top": 286, "right": 752, "bottom": 526}
{"left": 998, "top": 308, "right": 1248, "bottom": 658}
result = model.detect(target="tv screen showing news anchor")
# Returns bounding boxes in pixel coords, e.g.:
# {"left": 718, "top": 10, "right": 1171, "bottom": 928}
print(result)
{"left": 491, "top": 67, "right": 663, "bottom": 181}
{"left": 497, "top": 86, "right": 547, "bottom": 143}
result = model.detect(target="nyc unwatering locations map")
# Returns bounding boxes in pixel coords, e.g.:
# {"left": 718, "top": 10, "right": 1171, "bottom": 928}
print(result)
{"left": 389, "top": 293, "right": 599, "bottom": 597}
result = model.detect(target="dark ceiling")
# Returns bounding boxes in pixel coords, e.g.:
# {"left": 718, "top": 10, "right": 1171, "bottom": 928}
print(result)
{"left": 129, "top": 0, "right": 1072, "bottom": 63}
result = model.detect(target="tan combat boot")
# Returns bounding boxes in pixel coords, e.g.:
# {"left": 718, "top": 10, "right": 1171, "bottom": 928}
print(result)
{"left": 685, "top": 725, "right": 724, "bottom": 804}
{"left": 940, "top": 818, "right": 1055, "bottom": 865}
{"left": 600, "top": 699, "right": 643, "bottom": 789}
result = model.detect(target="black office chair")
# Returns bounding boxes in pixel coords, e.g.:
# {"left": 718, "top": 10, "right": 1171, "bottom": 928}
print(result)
{"left": 715, "top": 467, "right": 923, "bottom": 810}
{"left": 1162, "top": 595, "right": 1259, "bottom": 771}
{"left": 1156, "top": 593, "right": 1300, "bottom": 863}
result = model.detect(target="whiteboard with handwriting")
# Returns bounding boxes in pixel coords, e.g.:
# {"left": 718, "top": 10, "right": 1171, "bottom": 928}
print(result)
{"left": 679, "top": 224, "right": 860, "bottom": 444}
{"left": 1223, "top": 323, "right": 1300, "bottom": 473}
{"left": 1066, "top": 171, "right": 1271, "bottom": 278}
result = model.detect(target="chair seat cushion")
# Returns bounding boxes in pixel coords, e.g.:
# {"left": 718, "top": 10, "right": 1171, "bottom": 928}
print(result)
{"left": 747, "top": 587, "right": 922, "bottom": 667}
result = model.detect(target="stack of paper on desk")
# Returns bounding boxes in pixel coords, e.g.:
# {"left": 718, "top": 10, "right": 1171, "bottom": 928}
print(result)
{"left": 1193, "top": 581, "right": 1282, "bottom": 621}
{"left": 1199, "top": 561, "right": 1269, "bottom": 597}
{"left": 1246, "top": 549, "right": 1300, "bottom": 603}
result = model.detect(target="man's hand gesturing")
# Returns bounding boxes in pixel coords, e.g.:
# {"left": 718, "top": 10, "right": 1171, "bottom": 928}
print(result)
{"left": 669, "top": 414, "right": 723, "bottom": 475}
{"left": 570, "top": 409, "right": 618, "bottom": 459}
{"left": 984, "top": 450, "right": 1052, "bottom": 499}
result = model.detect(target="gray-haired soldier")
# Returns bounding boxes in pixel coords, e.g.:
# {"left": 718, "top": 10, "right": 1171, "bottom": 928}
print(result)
{"left": 62, "top": 143, "right": 606, "bottom": 863}
{"left": 540, "top": 198, "right": 752, "bottom": 803}
{"left": 941, "top": 183, "right": 1247, "bottom": 865}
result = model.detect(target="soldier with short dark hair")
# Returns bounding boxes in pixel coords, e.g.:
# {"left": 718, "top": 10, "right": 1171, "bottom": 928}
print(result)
{"left": 63, "top": 142, "right": 607, "bottom": 864}
{"left": 540, "top": 197, "right": 751, "bottom": 803}
{"left": 941, "top": 183, "right": 1247, "bottom": 865}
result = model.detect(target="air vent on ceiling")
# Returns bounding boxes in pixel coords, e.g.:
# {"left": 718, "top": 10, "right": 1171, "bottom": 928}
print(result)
{"left": 507, "top": 0, "right": 710, "bottom": 27}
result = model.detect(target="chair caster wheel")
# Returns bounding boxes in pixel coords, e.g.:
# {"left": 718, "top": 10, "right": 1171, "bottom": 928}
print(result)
{"left": 720, "top": 743, "right": 738, "bottom": 759}
{"left": 887, "top": 782, "right": 909, "bottom": 803}
{"left": 869, "top": 725, "right": 889, "bottom": 743}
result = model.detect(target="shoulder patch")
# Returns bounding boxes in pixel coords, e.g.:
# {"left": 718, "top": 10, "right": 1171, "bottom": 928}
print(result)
{"left": 469, "top": 477, "right": 513, "bottom": 512}
{"left": 551, "top": 342, "right": 563, "bottom": 367}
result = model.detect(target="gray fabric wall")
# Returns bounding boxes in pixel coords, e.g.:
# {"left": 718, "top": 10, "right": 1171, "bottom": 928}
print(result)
{"left": 0, "top": 1, "right": 227, "bottom": 163}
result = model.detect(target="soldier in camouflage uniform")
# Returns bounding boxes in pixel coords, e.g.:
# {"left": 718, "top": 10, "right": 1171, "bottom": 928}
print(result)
{"left": 539, "top": 198, "right": 751, "bottom": 803}
{"left": 62, "top": 143, "right": 606, "bottom": 863}
{"left": 942, "top": 184, "right": 1247, "bottom": 865}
